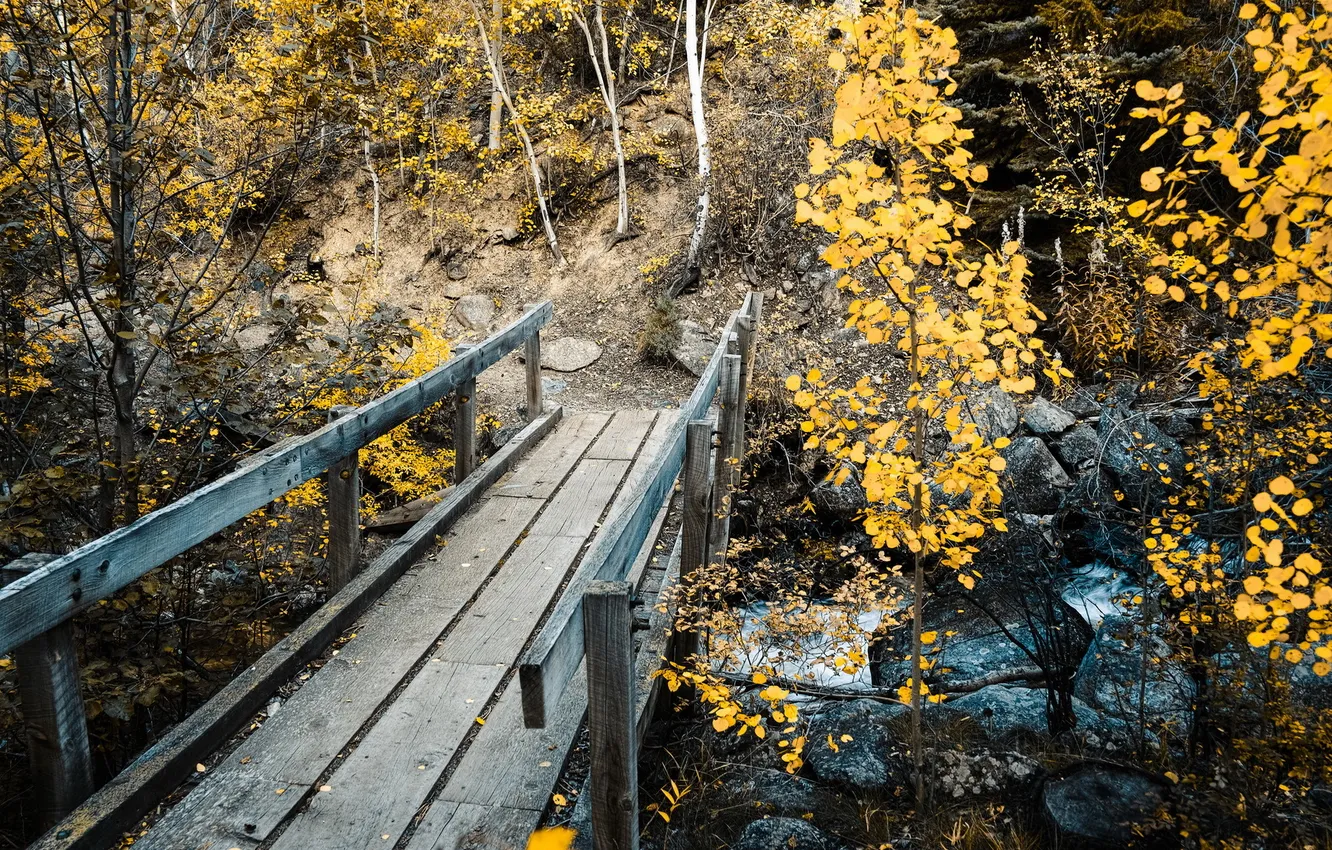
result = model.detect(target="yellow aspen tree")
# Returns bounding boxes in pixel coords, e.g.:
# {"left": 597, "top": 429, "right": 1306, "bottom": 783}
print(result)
{"left": 787, "top": 2, "right": 1067, "bottom": 803}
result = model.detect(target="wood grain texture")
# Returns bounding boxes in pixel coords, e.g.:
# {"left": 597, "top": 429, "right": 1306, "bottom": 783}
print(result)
{"left": 706, "top": 354, "right": 743, "bottom": 571}
{"left": 33, "top": 408, "right": 562, "bottom": 850}
{"left": 494, "top": 412, "right": 610, "bottom": 499}
{"left": 584, "top": 581, "right": 637, "bottom": 850}
{"left": 405, "top": 801, "right": 542, "bottom": 850}
{"left": 454, "top": 373, "right": 477, "bottom": 482}
{"left": 635, "top": 538, "right": 683, "bottom": 743}
{"left": 1, "top": 555, "right": 93, "bottom": 829}
{"left": 268, "top": 661, "right": 508, "bottom": 850}
{"left": 585, "top": 410, "right": 657, "bottom": 461}
{"left": 0, "top": 302, "right": 553, "bottom": 656}
{"left": 519, "top": 298, "right": 754, "bottom": 729}
{"left": 327, "top": 406, "right": 361, "bottom": 593}
{"left": 680, "top": 420, "right": 713, "bottom": 580}
{"left": 134, "top": 495, "right": 547, "bottom": 850}
{"left": 525, "top": 326, "right": 543, "bottom": 422}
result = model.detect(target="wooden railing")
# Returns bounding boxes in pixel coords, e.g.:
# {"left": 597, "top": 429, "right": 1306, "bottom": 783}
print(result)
{"left": 519, "top": 293, "right": 762, "bottom": 850}
{"left": 0, "top": 301, "right": 553, "bottom": 835}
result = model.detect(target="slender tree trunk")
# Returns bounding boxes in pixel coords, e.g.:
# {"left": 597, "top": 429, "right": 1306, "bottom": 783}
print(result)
{"left": 575, "top": 2, "right": 630, "bottom": 240}
{"left": 678, "top": 0, "right": 710, "bottom": 293}
{"left": 487, "top": 0, "right": 503, "bottom": 151}
{"left": 471, "top": 3, "right": 565, "bottom": 265}
{"left": 907, "top": 297, "right": 925, "bottom": 810}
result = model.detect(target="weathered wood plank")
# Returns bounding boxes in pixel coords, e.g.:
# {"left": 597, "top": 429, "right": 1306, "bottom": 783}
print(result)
{"left": 0, "top": 555, "right": 93, "bottom": 830}
{"left": 404, "top": 801, "right": 542, "bottom": 850}
{"left": 525, "top": 314, "right": 543, "bottom": 422}
{"left": 33, "top": 407, "right": 562, "bottom": 850}
{"left": 134, "top": 496, "right": 546, "bottom": 850}
{"left": 680, "top": 419, "right": 713, "bottom": 579}
{"left": 493, "top": 413, "right": 611, "bottom": 500}
{"left": 268, "top": 661, "right": 509, "bottom": 850}
{"left": 0, "top": 302, "right": 554, "bottom": 656}
{"left": 519, "top": 299, "right": 753, "bottom": 729}
{"left": 584, "top": 581, "right": 637, "bottom": 850}
{"left": 327, "top": 406, "right": 362, "bottom": 593}
{"left": 585, "top": 410, "right": 657, "bottom": 461}
{"left": 530, "top": 460, "right": 633, "bottom": 540}
{"left": 454, "top": 369, "right": 477, "bottom": 482}
{"left": 706, "top": 353, "right": 744, "bottom": 571}
{"left": 434, "top": 664, "right": 587, "bottom": 810}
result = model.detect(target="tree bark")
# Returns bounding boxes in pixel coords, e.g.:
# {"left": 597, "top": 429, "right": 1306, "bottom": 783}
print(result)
{"left": 676, "top": 0, "right": 710, "bottom": 293}
{"left": 573, "top": 1, "right": 631, "bottom": 241}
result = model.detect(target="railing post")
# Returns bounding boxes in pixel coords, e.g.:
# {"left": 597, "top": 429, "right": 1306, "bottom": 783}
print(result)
{"left": 736, "top": 293, "right": 763, "bottom": 455}
{"left": 706, "top": 351, "right": 744, "bottom": 570}
{"left": 584, "top": 580, "right": 638, "bottom": 850}
{"left": 524, "top": 304, "right": 543, "bottom": 422}
{"left": 327, "top": 405, "right": 361, "bottom": 593}
{"left": 663, "top": 420, "right": 714, "bottom": 705}
{"left": 454, "top": 344, "right": 477, "bottom": 482}
{"left": 0, "top": 554, "right": 93, "bottom": 829}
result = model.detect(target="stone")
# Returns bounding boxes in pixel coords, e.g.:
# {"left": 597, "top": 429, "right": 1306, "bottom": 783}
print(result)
{"left": 235, "top": 323, "right": 278, "bottom": 350}
{"left": 500, "top": 226, "right": 521, "bottom": 242}
{"left": 950, "top": 685, "right": 1137, "bottom": 749}
{"left": 732, "top": 818, "right": 835, "bottom": 850}
{"left": 729, "top": 768, "right": 822, "bottom": 816}
{"left": 541, "top": 337, "right": 602, "bottom": 372}
{"left": 931, "top": 748, "right": 1040, "bottom": 799}
{"left": 1000, "top": 436, "right": 1073, "bottom": 514}
{"left": 442, "top": 280, "right": 468, "bottom": 299}
{"left": 1042, "top": 763, "right": 1169, "bottom": 846}
{"left": 1053, "top": 423, "right": 1100, "bottom": 470}
{"left": 1097, "top": 406, "right": 1187, "bottom": 510}
{"left": 1074, "top": 614, "right": 1196, "bottom": 736}
{"left": 810, "top": 470, "right": 868, "bottom": 521}
{"left": 670, "top": 320, "right": 718, "bottom": 377}
{"left": 1021, "top": 396, "right": 1076, "bottom": 434}
{"left": 956, "top": 386, "right": 1019, "bottom": 443}
{"left": 453, "top": 293, "right": 494, "bottom": 330}
{"left": 446, "top": 262, "right": 468, "bottom": 281}
{"left": 1060, "top": 385, "right": 1106, "bottom": 418}
{"left": 804, "top": 266, "right": 840, "bottom": 293}
{"left": 541, "top": 377, "right": 568, "bottom": 396}
{"left": 804, "top": 699, "right": 907, "bottom": 790}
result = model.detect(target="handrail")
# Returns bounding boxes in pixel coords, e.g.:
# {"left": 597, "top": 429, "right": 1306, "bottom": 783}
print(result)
{"left": 0, "top": 301, "right": 553, "bottom": 657}
{"left": 519, "top": 293, "right": 759, "bottom": 729}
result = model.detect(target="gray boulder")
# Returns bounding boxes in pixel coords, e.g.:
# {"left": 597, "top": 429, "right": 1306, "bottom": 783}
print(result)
{"left": 1053, "top": 424, "right": 1101, "bottom": 470}
{"left": 949, "top": 685, "right": 1137, "bottom": 750}
{"left": 732, "top": 818, "right": 836, "bottom": 850}
{"left": 1021, "top": 397, "right": 1076, "bottom": 435}
{"left": 1075, "top": 615, "right": 1196, "bottom": 737}
{"left": 453, "top": 293, "right": 495, "bottom": 330}
{"left": 1060, "top": 385, "right": 1107, "bottom": 418}
{"left": 728, "top": 767, "right": 822, "bottom": 816}
{"left": 930, "top": 748, "right": 1041, "bottom": 799}
{"left": 541, "top": 337, "right": 602, "bottom": 372}
{"left": 1042, "top": 763, "right": 1169, "bottom": 847}
{"left": 1097, "top": 405, "right": 1187, "bottom": 509}
{"left": 804, "top": 699, "right": 906, "bottom": 790}
{"left": 1000, "top": 437, "right": 1073, "bottom": 514}
{"left": 956, "top": 386, "right": 1019, "bottom": 443}
{"left": 670, "top": 320, "right": 718, "bottom": 376}
{"left": 811, "top": 470, "right": 868, "bottom": 520}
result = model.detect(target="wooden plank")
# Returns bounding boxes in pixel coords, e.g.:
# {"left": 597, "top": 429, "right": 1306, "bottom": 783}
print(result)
{"left": 706, "top": 353, "right": 744, "bottom": 571}
{"left": 494, "top": 412, "right": 611, "bottom": 499}
{"left": 0, "top": 302, "right": 554, "bottom": 656}
{"left": 434, "top": 664, "right": 587, "bottom": 810}
{"left": 532, "top": 460, "right": 633, "bottom": 539}
{"left": 404, "top": 801, "right": 542, "bottom": 850}
{"left": 0, "top": 555, "right": 93, "bottom": 830}
{"left": 134, "top": 495, "right": 546, "bottom": 850}
{"left": 33, "top": 407, "right": 562, "bottom": 850}
{"left": 327, "top": 406, "right": 361, "bottom": 593}
{"left": 636, "top": 538, "right": 683, "bottom": 744}
{"left": 680, "top": 420, "right": 713, "bottom": 579}
{"left": 268, "top": 661, "right": 508, "bottom": 850}
{"left": 519, "top": 301, "right": 752, "bottom": 728}
{"left": 585, "top": 410, "right": 658, "bottom": 461}
{"left": 584, "top": 581, "right": 638, "bottom": 850}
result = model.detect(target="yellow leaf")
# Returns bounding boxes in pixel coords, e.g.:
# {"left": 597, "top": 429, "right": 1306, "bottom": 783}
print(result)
{"left": 921, "top": 631, "right": 938, "bottom": 645}
{"left": 988, "top": 456, "right": 1006, "bottom": 472}
{"left": 1293, "top": 498, "right": 1313, "bottom": 516}
{"left": 1268, "top": 475, "right": 1295, "bottom": 496}
{"left": 1238, "top": 2, "right": 1257, "bottom": 18}
{"left": 785, "top": 375, "right": 802, "bottom": 392}
{"left": 1140, "top": 171, "right": 1161, "bottom": 192}
{"left": 552, "top": 794, "right": 569, "bottom": 807}
{"left": 527, "top": 827, "right": 576, "bottom": 850}
{"left": 475, "top": 717, "right": 485, "bottom": 725}
{"left": 828, "top": 52, "right": 846, "bottom": 72}
{"left": 971, "top": 164, "right": 988, "bottom": 183}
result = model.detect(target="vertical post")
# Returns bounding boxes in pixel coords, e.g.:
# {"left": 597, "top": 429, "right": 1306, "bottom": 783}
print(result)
{"left": 706, "top": 351, "right": 744, "bottom": 570}
{"left": 736, "top": 293, "right": 763, "bottom": 453}
{"left": 454, "top": 343, "right": 477, "bottom": 482}
{"left": 1, "top": 554, "right": 94, "bottom": 829}
{"left": 327, "top": 405, "right": 361, "bottom": 593}
{"left": 524, "top": 304, "right": 543, "bottom": 422}
{"left": 584, "top": 580, "right": 638, "bottom": 850}
{"left": 663, "top": 420, "right": 713, "bottom": 705}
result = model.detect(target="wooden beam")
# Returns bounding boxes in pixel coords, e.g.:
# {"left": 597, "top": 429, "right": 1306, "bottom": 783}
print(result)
{"left": 669, "top": 420, "right": 713, "bottom": 687}
{"left": 519, "top": 300, "right": 753, "bottom": 729}
{"left": 327, "top": 406, "right": 361, "bottom": 594}
{"left": 524, "top": 305, "right": 543, "bottom": 421}
{"left": 706, "top": 353, "right": 744, "bottom": 571}
{"left": 583, "top": 581, "right": 638, "bottom": 850}
{"left": 0, "top": 555, "right": 93, "bottom": 830}
{"left": 0, "top": 302, "right": 553, "bottom": 657}
{"left": 454, "top": 344, "right": 477, "bottom": 482}
{"left": 635, "top": 537, "right": 683, "bottom": 741}
{"left": 28, "top": 407, "right": 562, "bottom": 850}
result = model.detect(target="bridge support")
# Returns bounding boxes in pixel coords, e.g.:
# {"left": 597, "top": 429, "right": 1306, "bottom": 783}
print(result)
{"left": 584, "top": 580, "right": 638, "bottom": 850}
{"left": 454, "top": 343, "right": 477, "bottom": 482}
{"left": 1, "top": 554, "right": 94, "bottom": 829}
{"left": 327, "top": 405, "right": 362, "bottom": 593}
{"left": 524, "top": 303, "right": 544, "bottom": 421}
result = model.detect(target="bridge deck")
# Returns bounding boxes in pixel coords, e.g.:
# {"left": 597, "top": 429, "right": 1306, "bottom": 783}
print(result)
{"left": 136, "top": 410, "right": 676, "bottom": 850}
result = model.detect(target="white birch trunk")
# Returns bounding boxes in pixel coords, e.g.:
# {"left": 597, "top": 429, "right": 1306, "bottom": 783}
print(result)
{"left": 574, "top": 2, "right": 630, "bottom": 239}
{"left": 680, "top": 0, "right": 710, "bottom": 291}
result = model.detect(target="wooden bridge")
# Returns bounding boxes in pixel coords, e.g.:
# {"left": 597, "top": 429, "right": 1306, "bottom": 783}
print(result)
{"left": 0, "top": 294, "right": 762, "bottom": 850}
